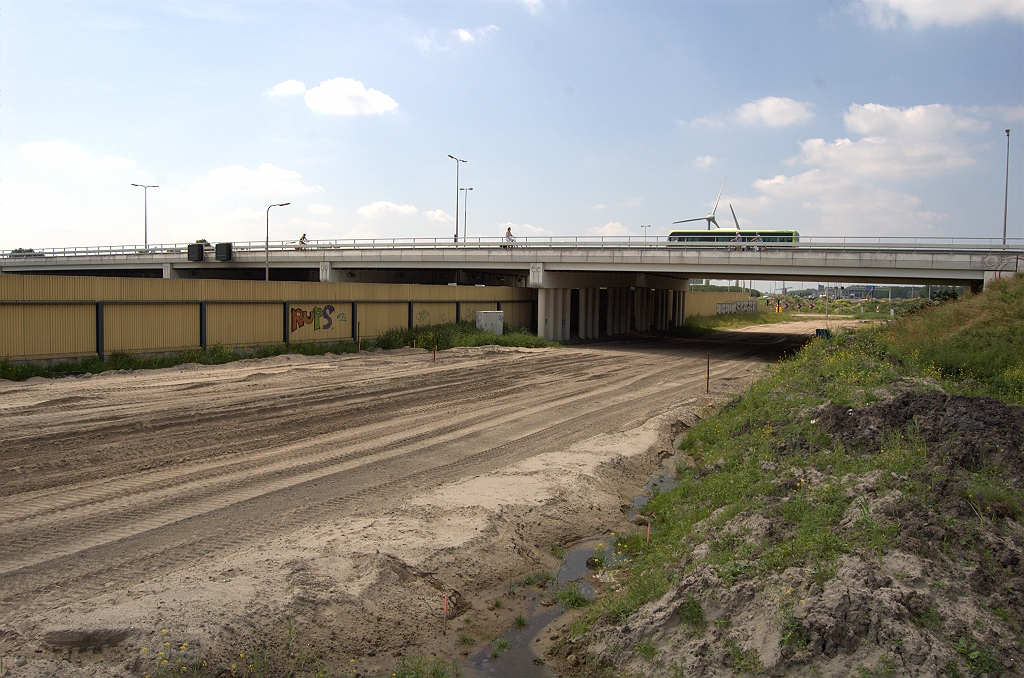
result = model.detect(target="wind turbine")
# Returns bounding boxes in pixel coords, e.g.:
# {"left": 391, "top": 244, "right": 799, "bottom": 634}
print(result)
{"left": 673, "top": 177, "right": 727, "bottom": 230}
{"left": 729, "top": 204, "right": 741, "bottom": 230}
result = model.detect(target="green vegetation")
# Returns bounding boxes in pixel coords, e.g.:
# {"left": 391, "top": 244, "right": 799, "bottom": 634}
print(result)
{"left": 635, "top": 638, "right": 657, "bottom": 661}
{"left": 372, "top": 321, "right": 556, "bottom": 351}
{"left": 512, "top": 614, "right": 527, "bottom": 630}
{"left": 569, "top": 274, "right": 1024, "bottom": 672}
{"left": 0, "top": 321, "right": 556, "bottom": 382}
{"left": 393, "top": 655, "right": 463, "bottom": 678}
{"left": 554, "top": 581, "right": 590, "bottom": 609}
{"left": 677, "top": 595, "right": 707, "bottom": 636}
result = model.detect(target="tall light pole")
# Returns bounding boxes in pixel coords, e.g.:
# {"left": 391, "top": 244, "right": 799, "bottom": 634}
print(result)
{"left": 447, "top": 155, "right": 467, "bottom": 243}
{"left": 1004, "top": 129, "right": 1011, "bottom": 246}
{"left": 460, "top": 187, "right": 473, "bottom": 242}
{"left": 265, "top": 202, "right": 290, "bottom": 281}
{"left": 640, "top": 224, "right": 650, "bottom": 241}
{"left": 130, "top": 183, "right": 158, "bottom": 249}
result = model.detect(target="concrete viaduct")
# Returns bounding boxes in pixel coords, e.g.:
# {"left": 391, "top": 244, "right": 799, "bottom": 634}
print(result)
{"left": 2, "top": 236, "right": 1021, "bottom": 341}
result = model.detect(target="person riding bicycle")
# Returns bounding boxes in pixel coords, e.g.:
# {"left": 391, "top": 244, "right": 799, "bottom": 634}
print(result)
{"left": 502, "top": 227, "right": 516, "bottom": 249}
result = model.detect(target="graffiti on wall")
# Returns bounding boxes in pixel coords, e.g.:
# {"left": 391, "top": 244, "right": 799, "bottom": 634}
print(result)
{"left": 291, "top": 305, "right": 347, "bottom": 333}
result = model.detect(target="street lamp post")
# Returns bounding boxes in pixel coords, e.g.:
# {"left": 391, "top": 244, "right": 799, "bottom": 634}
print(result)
{"left": 265, "top": 202, "right": 290, "bottom": 281}
{"left": 447, "top": 155, "right": 467, "bottom": 243}
{"left": 130, "top": 183, "right": 158, "bottom": 249}
{"left": 1004, "top": 129, "right": 1011, "bottom": 246}
{"left": 460, "top": 187, "right": 473, "bottom": 242}
{"left": 640, "top": 224, "right": 650, "bottom": 241}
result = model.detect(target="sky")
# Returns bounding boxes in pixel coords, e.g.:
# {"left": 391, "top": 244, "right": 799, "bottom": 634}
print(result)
{"left": 1, "top": 0, "right": 1022, "bottom": 250}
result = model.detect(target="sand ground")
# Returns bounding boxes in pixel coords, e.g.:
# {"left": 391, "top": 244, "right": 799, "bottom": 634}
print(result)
{"left": 0, "top": 320, "right": 872, "bottom": 677}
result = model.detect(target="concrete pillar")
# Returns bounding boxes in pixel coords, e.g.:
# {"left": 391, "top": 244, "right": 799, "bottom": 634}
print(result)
{"left": 538, "top": 288, "right": 550, "bottom": 340}
{"left": 551, "top": 288, "right": 561, "bottom": 340}
{"left": 561, "top": 288, "right": 571, "bottom": 340}
{"left": 319, "top": 261, "right": 339, "bottom": 283}
{"left": 162, "top": 263, "right": 180, "bottom": 279}
{"left": 578, "top": 288, "right": 589, "bottom": 339}
{"left": 590, "top": 288, "right": 599, "bottom": 338}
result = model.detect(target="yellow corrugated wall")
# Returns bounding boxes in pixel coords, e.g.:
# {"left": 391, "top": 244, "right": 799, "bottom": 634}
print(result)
{"left": 683, "top": 292, "right": 759, "bottom": 319}
{"left": 0, "top": 305, "right": 96, "bottom": 359}
{"left": 0, "top": 273, "right": 535, "bottom": 303}
{"left": 206, "top": 303, "right": 283, "bottom": 346}
{"left": 411, "top": 302, "right": 457, "bottom": 327}
{"left": 356, "top": 302, "right": 409, "bottom": 338}
{"left": 500, "top": 301, "right": 534, "bottom": 330}
{"left": 288, "top": 302, "right": 353, "bottom": 341}
{"left": 104, "top": 304, "right": 200, "bottom": 353}
{"left": 0, "top": 274, "right": 538, "bottom": 359}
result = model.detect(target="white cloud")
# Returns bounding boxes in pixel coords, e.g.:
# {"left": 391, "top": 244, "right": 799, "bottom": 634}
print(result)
{"left": 279, "top": 77, "right": 399, "bottom": 116}
{"left": 518, "top": 0, "right": 544, "bottom": 14}
{"left": 694, "top": 155, "right": 717, "bottom": 169}
{"left": 344, "top": 224, "right": 380, "bottom": 239}
{"left": 588, "top": 221, "right": 632, "bottom": 236}
{"left": 191, "top": 163, "right": 321, "bottom": 198}
{"left": 357, "top": 201, "right": 417, "bottom": 218}
{"left": 500, "top": 222, "right": 551, "bottom": 236}
{"left": 735, "top": 97, "right": 814, "bottom": 127}
{"left": 426, "top": 209, "right": 454, "bottom": 224}
{"left": 453, "top": 25, "right": 499, "bottom": 42}
{"left": 793, "top": 103, "right": 987, "bottom": 179}
{"left": 268, "top": 79, "right": 306, "bottom": 97}
{"left": 308, "top": 203, "right": 333, "bottom": 214}
{"left": 748, "top": 101, "right": 992, "bottom": 233}
{"left": 96, "top": 156, "right": 137, "bottom": 171}
{"left": 754, "top": 169, "right": 944, "bottom": 233}
{"left": 592, "top": 204, "right": 607, "bottom": 210}
{"left": 687, "top": 117, "right": 725, "bottom": 129}
{"left": 859, "top": 0, "right": 1024, "bottom": 28}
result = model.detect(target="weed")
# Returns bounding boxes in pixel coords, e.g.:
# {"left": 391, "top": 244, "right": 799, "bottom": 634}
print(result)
{"left": 394, "top": 655, "right": 463, "bottom": 678}
{"left": 714, "top": 617, "right": 732, "bottom": 629}
{"left": 952, "top": 635, "right": 1002, "bottom": 675}
{"left": 554, "top": 582, "right": 590, "bottom": 609}
{"left": 858, "top": 654, "right": 897, "bottom": 677}
{"left": 810, "top": 561, "right": 839, "bottom": 586}
{"left": 780, "top": 609, "right": 807, "bottom": 650}
{"left": 911, "top": 604, "right": 943, "bottom": 631}
{"left": 456, "top": 632, "right": 474, "bottom": 646}
{"left": 635, "top": 638, "right": 657, "bottom": 661}
{"left": 677, "top": 595, "right": 706, "bottom": 636}
{"left": 550, "top": 544, "right": 567, "bottom": 559}
{"left": 490, "top": 597, "right": 503, "bottom": 610}
{"left": 512, "top": 614, "right": 527, "bottom": 630}
{"left": 495, "top": 638, "right": 510, "bottom": 652}
{"left": 724, "top": 639, "right": 764, "bottom": 674}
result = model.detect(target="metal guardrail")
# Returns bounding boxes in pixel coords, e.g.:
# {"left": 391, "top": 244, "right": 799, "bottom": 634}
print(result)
{"left": 2, "top": 235, "right": 1023, "bottom": 259}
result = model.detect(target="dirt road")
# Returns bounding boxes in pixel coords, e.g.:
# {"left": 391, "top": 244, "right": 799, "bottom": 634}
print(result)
{"left": 0, "top": 320, "right": 867, "bottom": 677}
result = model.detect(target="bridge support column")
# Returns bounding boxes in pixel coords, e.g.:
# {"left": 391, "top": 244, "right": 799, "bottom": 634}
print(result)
{"left": 589, "top": 288, "right": 599, "bottom": 338}
{"left": 319, "top": 261, "right": 340, "bottom": 283}
{"left": 579, "top": 288, "right": 599, "bottom": 339}
{"left": 565, "top": 286, "right": 573, "bottom": 340}
{"left": 162, "top": 263, "right": 180, "bottom": 279}
{"left": 538, "top": 288, "right": 551, "bottom": 340}
{"left": 552, "top": 288, "right": 563, "bottom": 340}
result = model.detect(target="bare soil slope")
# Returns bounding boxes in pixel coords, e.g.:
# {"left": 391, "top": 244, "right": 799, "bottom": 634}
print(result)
{"left": 0, "top": 321, "right": 859, "bottom": 677}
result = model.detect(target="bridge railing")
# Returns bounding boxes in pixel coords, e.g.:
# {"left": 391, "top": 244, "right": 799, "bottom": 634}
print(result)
{"left": 2, "top": 235, "right": 1023, "bottom": 258}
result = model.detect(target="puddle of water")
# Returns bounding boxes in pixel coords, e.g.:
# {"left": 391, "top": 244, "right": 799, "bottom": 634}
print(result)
{"left": 463, "top": 590, "right": 561, "bottom": 678}
{"left": 461, "top": 454, "right": 682, "bottom": 677}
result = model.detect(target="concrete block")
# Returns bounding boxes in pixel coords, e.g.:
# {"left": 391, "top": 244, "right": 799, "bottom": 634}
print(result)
{"left": 476, "top": 310, "right": 504, "bottom": 336}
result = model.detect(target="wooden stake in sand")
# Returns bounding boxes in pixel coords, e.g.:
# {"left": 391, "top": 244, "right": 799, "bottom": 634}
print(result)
{"left": 443, "top": 593, "right": 449, "bottom": 634}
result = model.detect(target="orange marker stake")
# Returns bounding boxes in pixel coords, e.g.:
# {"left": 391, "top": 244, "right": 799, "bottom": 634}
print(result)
{"left": 647, "top": 522, "right": 651, "bottom": 544}
{"left": 443, "top": 593, "right": 449, "bottom": 634}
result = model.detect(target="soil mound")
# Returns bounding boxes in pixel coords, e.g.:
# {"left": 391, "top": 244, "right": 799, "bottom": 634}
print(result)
{"left": 820, "top": 390, "right": 1024, "bottom": 478}
{"left": 551, "top": 391, "right": 1024, "bottom": 677}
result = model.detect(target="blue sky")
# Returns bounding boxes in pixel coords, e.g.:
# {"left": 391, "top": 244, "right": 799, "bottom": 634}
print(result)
{"left": 2, "top": 0, "right": 1022, "bottom": 249}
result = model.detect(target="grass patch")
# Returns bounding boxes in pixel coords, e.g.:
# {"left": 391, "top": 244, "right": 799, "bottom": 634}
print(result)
{"left": 677, "top": 595, "right": 707, "bottom": 636}
{"left": 569, "top": 274, "right": 1024, "bottom": 649}
{"left": 554, "top": 582, "right": 590, "bottom": 609}
{"left": 0, "top": 321, "right": 557, "bottom": 382}
{"left": 393, "top": 656, "right": 463, "bottom": 678}
{"left": 512, "top": 614, "right": 527, "bottom": 630}
{"left": 724, "top": 639, "right": 765, "bottom": 674}
{"left": 635, "top": 638, "right": 657, "bottom": 661}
